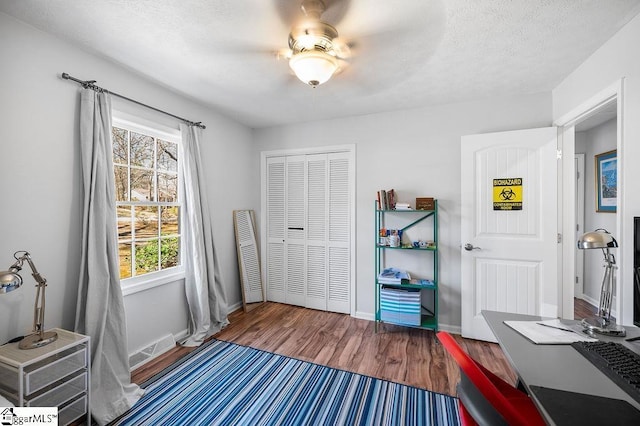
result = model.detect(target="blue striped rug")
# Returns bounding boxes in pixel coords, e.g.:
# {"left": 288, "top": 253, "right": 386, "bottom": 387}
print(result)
{"left": 114, "top": 339, "right": 460, "bottom": 426}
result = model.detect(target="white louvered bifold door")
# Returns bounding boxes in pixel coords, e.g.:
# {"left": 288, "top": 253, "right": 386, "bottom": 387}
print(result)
{"left": 306, "top": 154, "right": 328, "bottom": 311}
{"left": 285, "top": 155, "right": 306, "bottom": 307}
{"left": 264, "top": 150, "right": 352, "bottom": 314}
{"left": 326, "top": 153, "right": 350, "bottom": 313}
{"left": 266, "top": 157, "right": 286, "bottom": 303}
{"left": 234, "top": 210, "right": 263, "bottom": 303}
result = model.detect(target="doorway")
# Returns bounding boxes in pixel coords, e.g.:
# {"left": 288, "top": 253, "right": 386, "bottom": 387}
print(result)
{"left": 573, "top": 106, "right": 618, "bottom": 320}
{"left": 555, "top": 80, "right": 624, "bottom": 323}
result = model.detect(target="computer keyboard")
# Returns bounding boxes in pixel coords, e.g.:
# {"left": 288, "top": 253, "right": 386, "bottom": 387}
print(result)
{"left": 571, "top": 340, "right": 640, "bottom": 405}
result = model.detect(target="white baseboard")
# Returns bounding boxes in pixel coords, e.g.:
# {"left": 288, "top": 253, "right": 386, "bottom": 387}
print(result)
{"left": 580, "top": 294, "right": 599, "bottom": 308}
{"left": 436, "top": 323, "right": 462, "bottom": 335}
{"left": 353, "top": 311, "right": 374, "bottom": 321}
{"left": 228, "top": 301, "right": 243, "bottom": 313}
{"left": 129, "top": 333, "right": 177, "bottom": 371}
{"left": 128, "top": 302, "right": 246, "bottom": 370}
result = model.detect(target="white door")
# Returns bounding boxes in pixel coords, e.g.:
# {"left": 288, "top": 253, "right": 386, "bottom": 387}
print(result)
{"left": 285, "top": 155, "right": 307, "bottom": 307}
{"left": 264, "top": 149, "right": 353, "bottom": 314}
{"left": 461, "top": 127, "right": 558, "bottom": 341}
{"left": 326, "top": 153, "right": 351, "bottom": 313}
{"left": 306, "top": 154, "right": 328, "bottom": 311}
{"left": 266, "top": 155, "right": 307, "bottom": 307}
{"left": 305, "top": 153, "right": 351, "bottom": 313}
{"left": 266, "top": 157, "right": 286, "bottom": 303}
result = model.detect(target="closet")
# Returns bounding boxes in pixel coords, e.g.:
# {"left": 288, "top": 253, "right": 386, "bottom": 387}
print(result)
{"left": 263, "top": 148, "right": 353, "bottom": 314}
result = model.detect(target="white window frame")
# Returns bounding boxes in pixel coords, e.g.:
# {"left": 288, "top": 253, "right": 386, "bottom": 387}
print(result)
{"left": 112, "top": 112, "right": 185, "bottom": 296}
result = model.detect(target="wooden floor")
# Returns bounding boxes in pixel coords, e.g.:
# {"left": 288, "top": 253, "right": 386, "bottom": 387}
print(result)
{"left": 132, "top": 302, "right": 517, "bottom": 396}
{"left": 574, "top": 297, "right": 598, "bottom": 320}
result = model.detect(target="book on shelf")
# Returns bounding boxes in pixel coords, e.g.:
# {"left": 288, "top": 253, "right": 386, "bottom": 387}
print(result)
{"left": 387, "top": 189, "right": 396, "bottom": 210}
{"left": 377, "top": 189, "right": 397, "bottom": 210}
{"left": 380, "top": 190, "right": 387, "bottom": 210}
{"left": 378, "top": 267, "right": 411, "bottom": 284}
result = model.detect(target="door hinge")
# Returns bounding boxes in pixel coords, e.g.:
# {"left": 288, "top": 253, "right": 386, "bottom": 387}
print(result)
{"left": 576, "top": 276, "right": 579, "bottom": 284}
{"left": 557, "top": 233, "right": 562, "bottom": 243}
{"left": 576, "top": 171, "right": 580, "bottom": 179}
{"left": 557, "top": 149, "right": 562, "bottom": 159}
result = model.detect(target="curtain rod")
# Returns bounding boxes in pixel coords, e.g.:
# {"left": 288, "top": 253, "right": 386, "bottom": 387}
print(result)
{"left": 61, "top": 72, "right": 206, "bottom": 129}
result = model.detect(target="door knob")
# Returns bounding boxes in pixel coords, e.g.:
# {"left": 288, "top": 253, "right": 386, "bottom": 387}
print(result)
{"left": 464, "top": 243, "right": 481, "bottom": 251}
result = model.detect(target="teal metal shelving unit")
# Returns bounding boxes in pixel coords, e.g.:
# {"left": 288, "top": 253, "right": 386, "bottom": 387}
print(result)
{"left": 374, "top": 200, "right": 438, "bottom": 332}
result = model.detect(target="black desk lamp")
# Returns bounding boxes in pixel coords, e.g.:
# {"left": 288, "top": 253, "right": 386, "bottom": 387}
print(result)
{"left": 0, "top": 251, "right": 58, "bottom": 349}
{"left": 577, "top": 229, "right": 626, "bottom": 337}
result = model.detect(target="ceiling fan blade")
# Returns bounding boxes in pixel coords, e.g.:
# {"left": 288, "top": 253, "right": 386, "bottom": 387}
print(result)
{"left": 332, "top": 1, "right": 445, "bottom": 92}
{"left": 320, "top": 0, "right": 352, "bottom": 25}
{"left": 271, "top": 0, "right": 352, "bottom": 27}
{"left": 332, "top": 36, "right": 352, "bottom": 59}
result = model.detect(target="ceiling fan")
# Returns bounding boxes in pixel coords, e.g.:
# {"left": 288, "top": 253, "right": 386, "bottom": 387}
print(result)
{"left": 283, "top": 0, "right": 351, "bottom": 87}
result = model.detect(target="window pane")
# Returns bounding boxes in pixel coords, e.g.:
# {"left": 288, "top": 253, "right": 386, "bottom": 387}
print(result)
{"left": 117, "top": 206, "right": 132, "bottom": 240}
{"left": 112, "top": 127, "right": 128, "bottom": 165}
{"left": 160, "top": 237, "right": 180, "bottom": 270}
{"left": 134, "top": 206, "right": 159, "bottom": 238}
{"left": 112, "top": 122, "right": 181, "bottom": 282}
{"left": 114, "top": 165, "right": 129, "bottom": 202}
{"left": 158, "top": 140, "right": 178, "bottom": 172}
{"left": 130, "top": 169, "right": 155, "bottom": 201}
{"left": 119, "top": 242, "right": 132, "bottom": 279}
{"left": 158, "top": 172, "right": 178, "bottom": 202}
{"left": 130, "top": 132, "right": 155, "bottom": 168}
{"left": 135, "top": 239, "right": 159, "bottom": 274}
{"left": 161, "top": 206, "right": 180, "bottom": 236}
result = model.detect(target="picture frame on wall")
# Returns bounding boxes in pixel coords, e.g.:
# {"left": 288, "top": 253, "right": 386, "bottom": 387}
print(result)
{"left": 595, "top": 149, "right": 617, "bottom": 212}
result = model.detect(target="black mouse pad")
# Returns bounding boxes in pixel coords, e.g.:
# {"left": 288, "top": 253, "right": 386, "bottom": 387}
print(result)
{"left": 529, "top": 385, "right": 640, "bottom": 425}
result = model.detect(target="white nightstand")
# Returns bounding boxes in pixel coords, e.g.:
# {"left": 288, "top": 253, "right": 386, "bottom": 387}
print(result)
{"left": 0, "top": 329, "right": 90, "bottom": 425}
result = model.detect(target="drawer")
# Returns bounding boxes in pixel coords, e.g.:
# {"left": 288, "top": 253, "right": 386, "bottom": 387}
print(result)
{"left": 26, "top": 372, "right": 87, "bottom": 407}
{"left": 59, "top": 394, "right": 87, "bottom": 426}
{"left": 24, "top": 346, "right": 87, "bottom": 395}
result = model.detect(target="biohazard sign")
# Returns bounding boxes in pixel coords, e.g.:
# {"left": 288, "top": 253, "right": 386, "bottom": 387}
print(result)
{"left": 493, "top": 178, "right": 523, "bottom": 210}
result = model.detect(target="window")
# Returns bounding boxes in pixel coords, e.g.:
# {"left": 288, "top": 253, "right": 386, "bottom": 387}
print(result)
{"left": 112, "top": 117, "right": 182, "bottom": 283}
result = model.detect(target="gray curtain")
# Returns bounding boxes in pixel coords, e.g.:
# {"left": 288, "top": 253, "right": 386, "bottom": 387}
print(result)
{"left": 75, "top": 88, "right": 144, "bottom": 425}
{"left": 180, "top": 124, "right": 229, "bottom": 347}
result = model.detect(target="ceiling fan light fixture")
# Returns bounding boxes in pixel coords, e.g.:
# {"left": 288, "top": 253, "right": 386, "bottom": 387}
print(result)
{"left": 289, "top": 49, "right": 338, "bottom": 87}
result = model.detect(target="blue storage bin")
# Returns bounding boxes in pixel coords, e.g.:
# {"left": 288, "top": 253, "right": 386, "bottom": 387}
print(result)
{"left": 380, "top": 287, "right": 421, "bottom": 326}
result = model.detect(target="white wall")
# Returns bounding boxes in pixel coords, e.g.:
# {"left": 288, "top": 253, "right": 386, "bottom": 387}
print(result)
{"left": 7, "top": 3, "right": 636, "bottom": 342}
{"left": 553, "top": 12, "right": 640, "bottom": 326}
{"left": 0, "top": 13, "right": 253, "bottom": 349}
{"left": 575, "top": 119, "right": 617, "bottom": 306}
{"left": 254, "top": 94, "right": 552, "bottom": 329}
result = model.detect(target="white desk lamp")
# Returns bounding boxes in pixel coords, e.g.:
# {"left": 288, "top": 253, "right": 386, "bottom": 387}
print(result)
{"left": 0, "top": 251, "right": 58, "bottom": 349}
{"left": 577, "top": 229, "right": 626, "bottom": 337}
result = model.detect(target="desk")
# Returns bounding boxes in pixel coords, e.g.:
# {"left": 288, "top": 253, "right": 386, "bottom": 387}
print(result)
{"left": 482, "top": 310, "right": 640, "bottom": 425}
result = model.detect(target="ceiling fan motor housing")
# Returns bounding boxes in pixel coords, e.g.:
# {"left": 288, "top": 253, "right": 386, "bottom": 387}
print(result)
{"left": 289, "top": 20, "right": 338, "bottom": 55}
{"left": 287, "top": 0, "right": 342, "bottom": 87}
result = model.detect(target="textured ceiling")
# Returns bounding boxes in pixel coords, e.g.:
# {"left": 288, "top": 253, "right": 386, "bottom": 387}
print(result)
{"left": 2, "top": 0, "right": 639, "bottom": 128}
